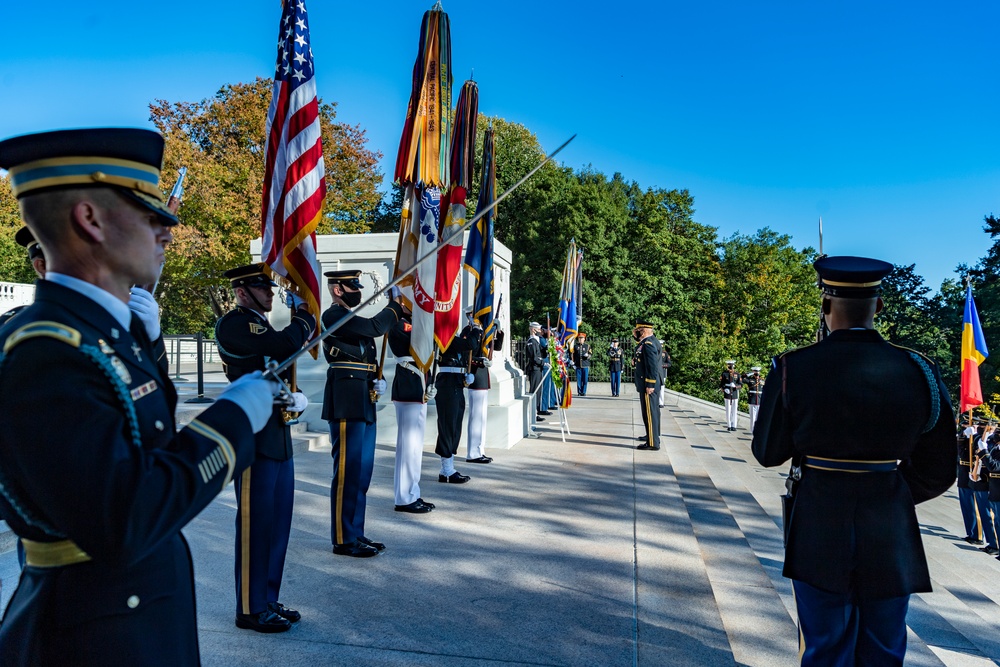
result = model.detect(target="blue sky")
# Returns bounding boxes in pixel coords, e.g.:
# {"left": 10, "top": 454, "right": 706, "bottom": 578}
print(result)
{"left": 2, "top": 1, "right": 997, "bottom": 292}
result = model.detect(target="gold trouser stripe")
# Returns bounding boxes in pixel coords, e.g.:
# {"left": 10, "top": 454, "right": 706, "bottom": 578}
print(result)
{"left": 794, "top": 585, "right": 806, "bottom": 661}
{"left": 239, "top": 468, "right": 252, "bottom": 614}
{"left": 22, "top": 538, "right": 91, "bottom": 568}
{"left": 335, "top": 420, "right": 346, "bottom": 545}
{"left": 643, "top": 392, "right": 653, "bottom": 444}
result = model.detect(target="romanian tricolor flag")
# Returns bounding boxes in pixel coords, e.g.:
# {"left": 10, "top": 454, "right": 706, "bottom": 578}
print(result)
{"left": 960, "top": 284, "right": 989, "bottom": 413}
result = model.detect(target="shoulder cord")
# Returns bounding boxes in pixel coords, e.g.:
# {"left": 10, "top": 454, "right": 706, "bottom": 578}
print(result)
{"left": 908, "top": 352, "right": 941, "bottom": 434}
{"left": 0, "top": 344, "right": 142, "bottom": 538}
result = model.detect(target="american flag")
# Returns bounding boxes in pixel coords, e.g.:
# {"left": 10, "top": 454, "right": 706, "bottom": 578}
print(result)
{"left": 260, "top": 0, "right": 324, "bottom": 342}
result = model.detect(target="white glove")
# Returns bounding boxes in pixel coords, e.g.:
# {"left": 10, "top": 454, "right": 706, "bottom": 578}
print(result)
{"left": 373, "top": 379, "right": 387, "bottom": 396}
{"left": 285, "top": 291, "right": 306, "bottom": 309}
{"left": 481, "top": 358, "right": 492, "bottom": 368}
{"left": 216, "top": 371, "right": 281, "bottom": 433}
{"left": 128, "top": 287, "right": 161, "bottom": 340}
{"left": 288, "top": 391, "right": 309, "bottom": 412}
{"left": 424, "top": 385, "right": 438, "bottom": 401}
{"left": 964, "top": 426, "right": 977, "bottom": 437}
{"left": 465, "top": 373, "right": 475, "bottom": 385}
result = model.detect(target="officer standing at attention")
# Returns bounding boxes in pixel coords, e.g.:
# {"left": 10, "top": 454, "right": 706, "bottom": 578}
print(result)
{"left": 971, "top": 424, "right": 999, "bottom": 553}
{"left": 215, "top": 263, "right": 314, "bottom": 633}
{"left": 608, "top": 337, "right": 623, "bottom": 397}
{"left": 572, "top": 331, "right": 592, "bottom": 396}
{"left": 525, "top": 322, "right": 547, "bottom": 420}
{"left": 322, "top": 270, "right": 403, "bottom": 557}
{"left": 744, "top": 366, "right": 764, "bottom": 433}
{"left": 388, "top": 289, "right": 435, "bottom": 514}
{"left": 720, "top": 360, "right": 742, "bottom": 431}
{"left": 981, "top": 431, "right": 1000, "bottom": 562}
{"left": 752, "top": 256, "right": 955, "bottom": 665}
{"left": 434, "top": 316, "right": 483, "bottom": 484}
{"left": 465, "top": 307, "right": 504, "bottom": 464}
{"left": 633, "top": 318, "right": 662, "bottom": 451}
{"left": 0, "top": 127, "right": 277, "bottom": 665}
{"left": 958, "top": 424, "right": 985, "bottom": 545}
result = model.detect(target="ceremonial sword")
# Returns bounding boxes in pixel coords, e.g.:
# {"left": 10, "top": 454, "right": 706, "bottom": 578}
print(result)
{"left": 262, "top": 134, "right": 577, "bottom": 393}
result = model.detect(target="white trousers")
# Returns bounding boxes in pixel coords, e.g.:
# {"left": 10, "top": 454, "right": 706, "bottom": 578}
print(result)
{"left": 393, "top": 401, "right": 426, "bottom": 506}
{"left": 749, "top": 404, "right": 759, "bottom": 432}
{"left": 725, "top": 398, "right": 738, "bottom": 428}
{"left": 466, "top": 388, "right": 488, "bottom": 459}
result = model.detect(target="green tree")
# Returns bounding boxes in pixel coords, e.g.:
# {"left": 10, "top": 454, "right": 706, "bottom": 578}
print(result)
{"left": 148, "top": 78, "right": 383, "bottom": 334}
{"left": 0, "top": 176, "right": 34, "bottom": 286}
{"left": 717, "top": 229, "right": 818, "bottom": 368}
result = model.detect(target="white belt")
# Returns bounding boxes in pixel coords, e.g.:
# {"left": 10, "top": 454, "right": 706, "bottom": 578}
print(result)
{"left": 438, "top": 367, "right": 465, "bottom": 374}
{"left": 396, "top": 357, "right": 421, "bottom": 376}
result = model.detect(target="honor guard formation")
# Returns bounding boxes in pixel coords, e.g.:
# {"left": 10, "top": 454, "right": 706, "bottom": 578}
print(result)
{"left": 0, "top": 126, "right": 993, "bottom": 667}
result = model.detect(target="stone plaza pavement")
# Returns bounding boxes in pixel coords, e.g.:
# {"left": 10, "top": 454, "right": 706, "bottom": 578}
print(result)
{"left": 1, "top": 382, "right": 999, "bottom": 666}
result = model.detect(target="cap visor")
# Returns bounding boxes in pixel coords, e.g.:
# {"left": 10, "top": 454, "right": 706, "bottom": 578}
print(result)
{"left": 119, "top": 189, "right": 179, "bottom": 226}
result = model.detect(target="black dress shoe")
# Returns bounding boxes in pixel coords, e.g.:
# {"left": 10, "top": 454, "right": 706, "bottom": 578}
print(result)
{"left": 395, "top": 499, "right": 433, "bottom": 513}
{"left": 358, "top": 536, "right": 386, "bottom": 552}
{"left": 235, "top": 610, "right": 292, "bottom": 633}
{"left": 981, "top": 546, "right": 1000, "bottom": 555}
{"left": 417, "top": 497, "right": 435, "bottom": 509}
{"left": 539, "top": 410, "right": 553, "bottom": 416}
{"left": 332, "top": 540, "right": 380, "bottom": 558}
{"left": 636, "top": 444, "right": 660, "bottom": 451}
{"left": 466, "top": 456, "right": 493, "bottom": 463}
{"left": 536, "top": 416, "right": 545, "bottom": 422}
{"left": 964, "top": 535, "right": 985, "bottom": 545}
{"left": 438, "top": 472, "right": 470, "bottom": 484}
{"left": 267, "top": 601, "right": 301, "bottom": 623}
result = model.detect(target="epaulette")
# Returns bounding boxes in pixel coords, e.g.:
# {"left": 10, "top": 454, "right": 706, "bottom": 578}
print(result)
{"left": 888, "top": 342, "right": 938, "bottom": 367}
{"left": 3, "top": 321, "right": 82, "bottom": 354}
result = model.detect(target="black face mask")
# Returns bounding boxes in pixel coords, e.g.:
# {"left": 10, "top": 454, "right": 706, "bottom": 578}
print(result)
{"left": 342, "top": 289, "right": 362, "bottom": 308}
{"left": 632, "top": 330, "right": 641, "bottom": 342}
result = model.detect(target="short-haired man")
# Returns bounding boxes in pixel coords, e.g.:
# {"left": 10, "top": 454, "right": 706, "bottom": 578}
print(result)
{"left": 633, "top": 318, "right": 662, "bottom": 451}
{"left": 752, "top": 255, "right": 955, "bottom": 665}
{"left": 215, "top": 263, "right": 315, "bottom": 632}
{"left": 0, "top": 127, "right": 276, "bottom": 664}
{"left": 322, "top": 270, "right": 403, "bottom": 557}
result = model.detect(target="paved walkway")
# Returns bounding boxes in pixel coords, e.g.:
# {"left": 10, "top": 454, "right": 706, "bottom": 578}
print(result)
{"left": 1, "top": 383, "right": 999, "bottom": 666}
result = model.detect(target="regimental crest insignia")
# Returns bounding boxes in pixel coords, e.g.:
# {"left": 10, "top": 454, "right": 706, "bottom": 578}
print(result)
{"left": 110, "top": 356, "right": 132, "bottom": 385}
{"left": 249, "top": 323, "right": 267, "bottom": 335}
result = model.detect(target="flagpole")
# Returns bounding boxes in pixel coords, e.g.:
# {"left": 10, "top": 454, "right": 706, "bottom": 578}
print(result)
{"left": 263, "top": 134, "right": 576, "bottom": 381}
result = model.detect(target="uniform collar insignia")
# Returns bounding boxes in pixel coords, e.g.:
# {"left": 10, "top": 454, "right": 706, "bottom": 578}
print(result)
{"left": 110, "top": 327, "right": 120, "bottom": 339}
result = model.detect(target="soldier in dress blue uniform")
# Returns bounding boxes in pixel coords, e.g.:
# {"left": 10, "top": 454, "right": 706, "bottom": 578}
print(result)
{"left": 744, "top": 366, "right": 764, "bottom": 433}
{"left": 981, "top": 430, "right": 1000, "bottom": 562}
{"left": 633, "top": 318, "right": 662, "bottom": 451}
{"left": 215, "top": 263, "right": 315, "bottom": 633}
{"left": 465, "top": 308, "right": 504, "bottom": 464}
{"left": 572, "top": 332, "right": 592, "bottom": 396}
{"left": 608, "top": 337, "right": 623, "bottom": 397}
{"left": 322, "top": 269, "right": 403, "bottom": 557}
{"left": 0, "top": 127, "right": 278, "bottom": 665}
{"left": 434, "top": 316, "right": 483, "bottom": 483}
{"left": 525, "top": 322, "right": 547, "bottom": 421}
{"left": 970, "top": 424, "right": 999, "bottom": 554}
{"left": 958, "top": 425, "right": 985, "bottom": 545}
{"left": 752, "top": 255, "right": 956, "bottom": 666}
{"left": 0, "top": 227, "right": 46, "bottom": 329}
{"left": 388, "top": 290, "right": 435, "bottom": 514}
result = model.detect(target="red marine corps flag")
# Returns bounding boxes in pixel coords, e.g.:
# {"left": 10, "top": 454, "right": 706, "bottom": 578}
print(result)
{"left": 434, "top": 80, "right": 478, "bottom": 350}
{"left": 260, "top": 0, "right": 325, "bottom": 350}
